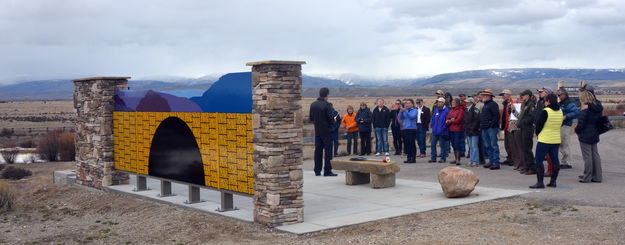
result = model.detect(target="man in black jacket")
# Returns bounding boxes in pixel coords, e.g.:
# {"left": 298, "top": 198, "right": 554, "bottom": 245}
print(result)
{"left": 479, "top": 89, "right": 501, "bottom": 170}
{"left": 309, "top": 88, "right": 338, "bottom": 176}
{"left": 516, "top": 90, "right": 537, "bottom": 175}
{"left": 372, "top": 98, "right": 392, "bottom": 156}
{"left": 415, "top": 98, "right": 431, "bottom": 158}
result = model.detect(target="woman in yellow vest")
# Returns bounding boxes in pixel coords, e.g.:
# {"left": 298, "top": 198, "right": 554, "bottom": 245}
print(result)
{"left": 530, "top": 93, "right": 564, "bottom": 189}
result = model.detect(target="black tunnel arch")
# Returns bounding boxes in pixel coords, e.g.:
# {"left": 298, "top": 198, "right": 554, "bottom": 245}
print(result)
{"left": 148, "top": 117, "right": 205, "bottom": 186}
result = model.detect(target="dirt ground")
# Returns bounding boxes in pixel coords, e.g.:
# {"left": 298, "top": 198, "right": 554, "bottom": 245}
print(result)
{"left": 1, "top": 162, "right": 625, "bottom": 245}
{"left": 0, "top": 101, "right": 75, "bottom": 146}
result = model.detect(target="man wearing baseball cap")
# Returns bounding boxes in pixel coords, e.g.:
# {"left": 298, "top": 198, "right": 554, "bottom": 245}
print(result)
{"left": 429, "top": 97, "right": 450, "bottom": 163}
{"left": 479, "top": 89, "right": 501, "bottom": 170}
{"left": 499, "top": 89, "right": 516, "bottom": 166}
{"left": 557, "top": 88, "right": 579, "bottom": 169}
{"left": 516, "top": 90, "right": 537, "bottom": 175}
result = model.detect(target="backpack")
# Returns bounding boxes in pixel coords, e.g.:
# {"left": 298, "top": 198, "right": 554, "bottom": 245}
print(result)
{"left": 597, "top": 116, "right": 613, "bottom": 135}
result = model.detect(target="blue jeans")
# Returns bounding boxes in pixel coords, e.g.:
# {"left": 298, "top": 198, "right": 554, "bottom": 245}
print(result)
{"left": 431, "top": 134, "right": 450, "bottom": 161}
{"left": 481, "top": 127, "right": 500, "bottom": 165}
{"left": 459, "top": 131, "right": 466, "bottom": 155}
{"left": 346, "top": 132, "right": 358, "bottom": 154}
{"left": 467, "top": 135, "right": 479, "bottom": 164}
{"left": 450, "top": 131, "right": 464, "bottom": 152}
{"left": 535, "top": 142, "right": 560, "bottom": 168}
{"left": 375, "top": 127, "right": 389, "bottom": 153}
{"left": 331, "top": 131, "right": 339, "bottom": 156}
{"left": 416, "top": 124, "right": 427, "bottom": 155}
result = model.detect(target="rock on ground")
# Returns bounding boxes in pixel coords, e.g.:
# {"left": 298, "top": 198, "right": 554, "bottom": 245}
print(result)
{"left": 438, "top": 166, "right": 479, "bottom": 198}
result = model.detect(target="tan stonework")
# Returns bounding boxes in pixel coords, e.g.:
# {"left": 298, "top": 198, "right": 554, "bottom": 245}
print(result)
{"left": 249, "top": 61, "right": 305, "bottom": 227}
{"left": 72, "top": 77, "right": 130, "bottom": 188}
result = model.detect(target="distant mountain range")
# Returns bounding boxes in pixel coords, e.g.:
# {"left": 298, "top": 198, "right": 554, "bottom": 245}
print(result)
{"left": 1, "top": 68, "right": 624, "bottom": 100}
{"left": 0, "top": 74, "right": 348, "bottom": 100}
{"left": 414, "top": 68, "right": 625, "bottom": 88}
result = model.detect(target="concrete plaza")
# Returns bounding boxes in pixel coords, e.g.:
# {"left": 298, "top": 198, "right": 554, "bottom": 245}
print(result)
{"left": 106, "top": 129, "right": 625, "bottom": 234}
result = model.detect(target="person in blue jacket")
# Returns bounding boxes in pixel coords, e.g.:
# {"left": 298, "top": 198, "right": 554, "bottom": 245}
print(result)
{"left": 429, "top": 98, "right": 450, "bottom": 163}
{"left": 356, "top": 102, "right": 373, "bottom": 155}
{"left": 329, "top": 103, "right": 342, "bottom": 158}
{"left": 557, "top": 89, "right": 579, "bottom": 169}
{"left": 400, "top": 99, "right": 418, "bottom": 163}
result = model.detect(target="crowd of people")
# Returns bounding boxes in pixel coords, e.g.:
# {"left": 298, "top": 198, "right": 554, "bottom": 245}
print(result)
{"left": 309, "top": 84, "right": 606, "bottom": 188}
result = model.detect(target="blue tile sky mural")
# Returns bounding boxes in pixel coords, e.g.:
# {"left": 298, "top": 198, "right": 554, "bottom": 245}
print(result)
{"left": 115, "top": 72, "right": 252, "bottom": 113}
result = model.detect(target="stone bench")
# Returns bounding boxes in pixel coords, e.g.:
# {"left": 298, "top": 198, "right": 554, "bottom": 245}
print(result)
{"left": 332, "top": 159, "right": 400, "bottom": 188}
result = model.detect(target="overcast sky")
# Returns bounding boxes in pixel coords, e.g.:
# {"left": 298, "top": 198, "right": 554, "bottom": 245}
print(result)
{"left": 1, "top": 0, "right": 624, "bottom": 82}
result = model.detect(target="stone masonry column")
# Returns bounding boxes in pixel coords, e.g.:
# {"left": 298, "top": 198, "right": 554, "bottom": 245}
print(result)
{"left": 247, "top": 60, "right": 306, "bottom": 227}
{"left": 72, "top": 77, "right": 130, "bottom": 188}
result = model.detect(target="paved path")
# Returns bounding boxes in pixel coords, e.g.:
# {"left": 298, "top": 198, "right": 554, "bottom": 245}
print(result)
{"left": 304, "top": 129, "right": 625, "bottom": 208}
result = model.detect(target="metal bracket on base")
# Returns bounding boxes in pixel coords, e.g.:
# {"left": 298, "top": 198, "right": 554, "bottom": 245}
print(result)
{"left": 157, "top": 180, "right": 175, "bottom": 197}
{"left": 216, "top": 191, "right": 238, "bottom": 212}
{"left": 184, "top": 185, "right": 203, "bottom": 204}
{"left": 133, "top": 176, "right": 149, "bottom": 192}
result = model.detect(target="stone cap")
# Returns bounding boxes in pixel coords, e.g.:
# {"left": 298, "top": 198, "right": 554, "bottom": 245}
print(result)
{"left": 72, "top": 77, "right": 131, "bottom": 82}
{"left": 332, "top": 159, "right": 400, "bottom": 175}
{"left": 246, "top": 60, "right": 306, "bottom": 66}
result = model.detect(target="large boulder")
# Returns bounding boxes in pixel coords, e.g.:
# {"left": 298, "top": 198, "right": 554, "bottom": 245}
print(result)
{"left": 438, "top": 167, "right": 479, "bottom": 198}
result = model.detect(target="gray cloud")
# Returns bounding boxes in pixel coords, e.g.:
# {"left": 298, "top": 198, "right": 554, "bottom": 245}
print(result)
{"left": 0, "top": 0, "right": 624, "bottom": 83}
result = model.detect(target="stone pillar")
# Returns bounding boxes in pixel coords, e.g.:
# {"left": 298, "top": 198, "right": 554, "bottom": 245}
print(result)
{"left": 72, "top": 77, "right": 130, "bottom": 188}
{"left": 247, "top": 60, "right": 306, "bottom": 227}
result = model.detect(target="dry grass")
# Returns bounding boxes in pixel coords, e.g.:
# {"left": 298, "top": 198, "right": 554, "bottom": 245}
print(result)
{"left": 0, "top": 180, "right": 15, "bottom": 212}
{"left": 0, "top": 142, "right": 19, "bottom": 164}
{"left": 58, "top": 132, "right": 76, "bottom": 161}
{"left": 2, "top": 162, "right": 625, "bottom": 244}
{"left": 1, "top": 166, "right": 32, "bottom": 180}
{"left": 36, "top": 131, "right": 75, "bottom": 161}
{"left": 37, "top": 132, "right": 60, "bottom": 161}
{"left": 603, "top": 104, "right": 625, "bottom": 116}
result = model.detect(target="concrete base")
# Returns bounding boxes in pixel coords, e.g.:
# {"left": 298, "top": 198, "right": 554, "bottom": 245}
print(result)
{"left": 371, "top": 173, "right": 395, "bottom": 188}
{"left": 105, "top": 172, "right": 527, "bottom": 234}
{"left": 345, "top": 171, "right": 370, "bottom": 185}
{"left": 53, "top": 170, "right": 76, "bottom": 186}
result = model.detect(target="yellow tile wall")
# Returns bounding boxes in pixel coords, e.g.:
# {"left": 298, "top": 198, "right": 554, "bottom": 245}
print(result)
{"left": 113, "top": 111, "right": 254, "bottom": 194}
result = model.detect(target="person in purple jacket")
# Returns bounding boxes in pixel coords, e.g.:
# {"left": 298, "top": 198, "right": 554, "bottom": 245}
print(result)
{"left": 429, "top": 98, "right": 450, "bottom": 163}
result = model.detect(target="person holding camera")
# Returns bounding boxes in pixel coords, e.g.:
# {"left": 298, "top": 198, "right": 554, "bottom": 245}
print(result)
{"left": 356, "top": 102, "right": 373, "bottom": 156}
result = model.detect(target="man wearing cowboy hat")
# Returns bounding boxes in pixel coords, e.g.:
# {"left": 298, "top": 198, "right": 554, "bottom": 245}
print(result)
{"left": 433, "top": 89, "right": 445, "bottom": 109}
{"left": 479, "top": 89, "right": 501, "bottom": 170}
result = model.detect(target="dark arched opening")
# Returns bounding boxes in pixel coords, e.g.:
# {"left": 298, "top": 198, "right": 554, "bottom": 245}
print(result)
{"left": 148, "top": 117, "right": 205, "bottom": 186}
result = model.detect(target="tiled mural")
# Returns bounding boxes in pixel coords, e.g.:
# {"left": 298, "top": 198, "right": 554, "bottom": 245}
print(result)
{"left": 113, "top": 72, "right": 254, "bottom": 194}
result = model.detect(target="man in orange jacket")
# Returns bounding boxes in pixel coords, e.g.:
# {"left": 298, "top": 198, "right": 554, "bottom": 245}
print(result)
{"left": 342, "top": 105, "right": 359, "bottom": 155}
